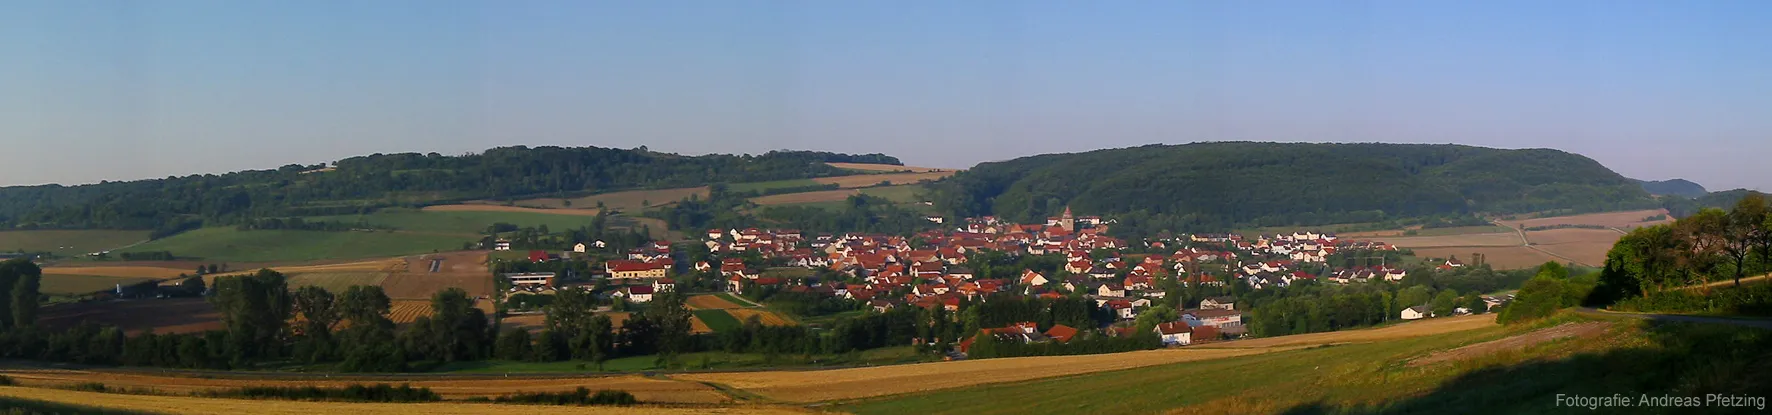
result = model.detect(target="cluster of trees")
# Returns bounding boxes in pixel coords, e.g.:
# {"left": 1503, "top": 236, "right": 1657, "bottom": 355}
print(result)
{"left": 0, "top": 259, "right": 44, "bottom": 331}
{"left": 1498, "top": 263, "right": 1597, "bottom": 323}
{"left": 1589, "top": 194, "right": 1772, "bottom": 315}
{"left": 930, "top": 142, "right": 1658, "bottom": 239}
{"left": 967, "top": 328, "right": 1158, "bottom": 359}
{"left": 0, "top": 147, "right": 898, "bottom": 230}
{"left": 1244, "top": 278, "right": 1493, "bottom": 336}
{"left": 118, "top": 251, "right": 176, "bottom": 261}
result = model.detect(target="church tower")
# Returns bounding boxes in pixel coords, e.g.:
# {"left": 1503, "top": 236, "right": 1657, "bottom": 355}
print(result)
{"left": 1059, "top": 205, "right": 1076, "bottom": 231}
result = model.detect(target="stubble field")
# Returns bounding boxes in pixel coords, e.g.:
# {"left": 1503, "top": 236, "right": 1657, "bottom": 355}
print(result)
{"left": 1496, "top": 208, "right": 1671, "bottom": 230}
{"left": 812, "top": 172, "right": 953, "bottom": 189}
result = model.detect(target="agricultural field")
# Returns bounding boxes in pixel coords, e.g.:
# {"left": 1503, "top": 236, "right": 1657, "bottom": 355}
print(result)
{"left": 826, "top": 162, "right": 954, "bottom": 173}
{"left": 749, "top": 184, "right": 927, "bottom": 208}
{"left": 1525, "top": 228, "right": 1625, "bottom": 267}
{"left": 687, "top": 294, "right": 748, "bottom": 310}
{"left": 319, "top": 208, "right": 609, "bottom": 234}
{"left": 419, "top": 204, "right": 602, "bottom": 216}
{"left": 39, "top": 274, "right": 155, "bottom": 295}
{"left": 511, "top": 187, "right": 710, "bottom": 211}
{"left": 1412, "top": 247, "right": 1560, "bottom": 270}
{"left": 726, "top": 179, "right": 822, "bottom": 193}
{"left": 726, "top": 309, "right": 795, "bottom": 326}
{"left": 379, "top": 252, "right": 494, "bottom": 299}
{"left": 1496, "top": 208, "right": 1672, "bottom": 230}
{"left": 0, "top": 370, "right": 731, "bottom": 404}
{"left": 0, "top": 387, "right": 804, "bottom": 415}
{"left": 1374, "top": 232, "right": 1523, "bottom": 248}
{"left": 0, "top": 229, "right": 150, "bottom": 257}
{"left": 1341, "top": 225, "right": 1512, "bottom": 238}
{"left": 285, "top": 271, "right": 390, "bottom": 293}
{"left": 679, "top": 314, "right": 1496, "bottom": 404}
{"left": 37, "top": 265, "right": 191, "bottom": 280}
{"left": 37, "top": 297, "right": 222, "bottom": 335}
{"left": 693, "top": 309, "right": 743, "bottom": 332}
{"left": 812, "top": 172, "right": 953, "bottom": 189}
{"left": 118, "top": 227, "right": 466, "bottom": 263}
{"left": 749, "top": 189, "right": 860, "bottom": 206}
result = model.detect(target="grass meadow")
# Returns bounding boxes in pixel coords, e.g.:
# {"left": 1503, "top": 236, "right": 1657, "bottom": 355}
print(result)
{"left": 119, "top": 227, "right": 465, "bottom": 262}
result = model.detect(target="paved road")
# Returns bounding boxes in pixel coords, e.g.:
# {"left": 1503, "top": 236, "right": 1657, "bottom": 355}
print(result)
{"left": 1576, "top": 308, "right": 1772, "bottom": 330}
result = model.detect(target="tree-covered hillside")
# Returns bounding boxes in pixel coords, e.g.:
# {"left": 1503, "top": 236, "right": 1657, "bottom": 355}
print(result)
{"left": 1636, "top": 178, "right": 1708, "bottom": 198}
{"left": 0, "top": 147, "right": 899, "bottom": 230}
{"left": 931, "top": 142, "right": 1657, "bottom": 235}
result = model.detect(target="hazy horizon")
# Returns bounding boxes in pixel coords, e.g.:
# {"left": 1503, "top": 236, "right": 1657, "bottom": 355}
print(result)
{"left": 4, "top": 1, "right": 1769, "bottom": 191}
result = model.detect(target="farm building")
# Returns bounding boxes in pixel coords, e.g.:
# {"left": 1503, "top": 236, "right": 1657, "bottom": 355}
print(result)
{"left": 1402, "top": 305, "right": 1432, "bottom": 320}
{"left": 607, "top": 260, "right": 669, "bottom": 279}
{"left": 504, "top": 272, "right": 556, "bottom": 287}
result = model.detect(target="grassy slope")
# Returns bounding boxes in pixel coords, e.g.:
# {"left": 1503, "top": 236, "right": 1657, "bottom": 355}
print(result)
{"left": 312, "top": 209, "right": 606, "bottom": 234}
{"left": 119, "top": 227, "right": 464, "bottom": 262}
{"left": 842, "top": 316, "right": 1772, "bottom": 415}
{"left": 0, "top": 229, "right": 150, "bottom": 256}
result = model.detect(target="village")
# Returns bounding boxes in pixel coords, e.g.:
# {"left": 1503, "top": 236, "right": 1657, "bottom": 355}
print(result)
{"left": 494, "top": 207, "right": 1510, "bottom": 356}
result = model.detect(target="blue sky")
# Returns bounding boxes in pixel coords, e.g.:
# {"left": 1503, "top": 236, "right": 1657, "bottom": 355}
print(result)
{"left": 3, "top": 1, "right": 1769, "bottom": 190}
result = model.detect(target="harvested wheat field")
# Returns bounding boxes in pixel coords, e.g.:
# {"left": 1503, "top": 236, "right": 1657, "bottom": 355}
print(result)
{"left": 286, "top": 272, "right": 391, "bottom": 292}
{"left": 1497, "top": 209, "right": 1671, "bottom": 230}
{"left": 203, "top": 257, "right": 404, "bottom": 284}
{"left": 1375, "top": 232, "right": 1523, "bottom": 248}
{"left": 1412, "top": 247, "right": 1559, "bottom": 270}
{"left": 813, "top": 171, "right": 953, "bottom": 189}
{"left": 381, "top": 252, "right": 493, "bottom": 299}
{"left": 0, "top": 386, "right": 804, "bottom": 415}
{"left": 749, "top": 189, "right": 861, "bottom": 206}
{"left": 37, "top": 265, "right": 190, "bottom": 280}
{"left": 687, "top": 295, "right": 748, "bottom": 310}
{"left": 725, "top": 309, "right": 795, "bottom": 326}
{"left": 421, "top": 203, "right": 604, "bottom": 216}
{"left": 0, "top": 370, "right": 731, "bottom": 404}
{"left": 826, "top": 162, "right": 954, "bottom": 173}
{"left": 678, "top": 348, "right": 1285, "bottom": 403}
{"left": 1525, "top": 228, "right": 1625, "bottom": 266}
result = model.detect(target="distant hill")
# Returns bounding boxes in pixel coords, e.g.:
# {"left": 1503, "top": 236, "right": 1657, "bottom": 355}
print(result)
{"left": 1661, "top": 188, "right": 1768, "bottom": 218}
{"left": 930, "top": 142, "right": 1658, "bottom": 234}
{"left": 1635, "top": 178, "right": 1708, "bottom": 198}
{"left": 0, "top": 146, "right": 902, "bottom": 231}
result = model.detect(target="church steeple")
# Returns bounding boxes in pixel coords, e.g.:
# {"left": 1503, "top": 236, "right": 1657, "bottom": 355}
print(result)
{"left": 1059, "top": 205, "right": 1076, "bottom": 231}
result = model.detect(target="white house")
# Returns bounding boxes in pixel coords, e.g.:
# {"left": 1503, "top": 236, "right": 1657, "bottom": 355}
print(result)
{"left": 573, "top": 243, "right": 588, "bottom": 253}
{"left": 1200, "top": 296, "right": 1236, "bottom": 311}
{"left": 494, "top": 240, "right": 512, "bottom": 251}
{"left": 1155, "top": 322, "right": 1193, "bottom": 346}
{"left": 1401, "top": 305, "right": 1431, "bottom": 320}
{"left": 504, "top": 272, "right": 556, "bottom": 287}
{"left": 618, "top": 285, "right": 655, "bottom": 303}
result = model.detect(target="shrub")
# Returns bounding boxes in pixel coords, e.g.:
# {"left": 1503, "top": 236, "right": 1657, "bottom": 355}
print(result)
{"left": 202, "top": 384, "right": 441, "bottom": 403}
{"left": 493, "top": 387, "right": 636, "bottom": 406}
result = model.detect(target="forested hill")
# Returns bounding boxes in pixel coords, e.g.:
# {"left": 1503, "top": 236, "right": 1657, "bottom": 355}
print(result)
{"left": 1635, "top": 178, "right": 1708, "bottom": 198}
{"left": 0, "top": 146, "right": 900, "bottom": 230}
{"left": 930, "top": 142, "right": 1658, "bottom": 234}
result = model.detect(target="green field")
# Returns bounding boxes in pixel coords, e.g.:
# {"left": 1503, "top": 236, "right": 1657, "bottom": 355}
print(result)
{"left": 40, "top": 274, "right": 155, "bottom": 295}
{"left": 0, "top": 230, "right": 150, "bottom": 257}
{"left": 286, "top": 272, "right": 390, "bottom": 293}
{"left": 312, "top": 208, "right": 606, "bottom": 234}
{"left": 693, "top": 309, "right": 742, "bottom": 332}
{"left": 118, "top": 227, "right": 465, "bottom": 262}
{"left": 859, "top": 184, "right": 927, "bottom": 203}
{"left": 727, "top": 179, "right": 822, "bottom": 193}
{"left": 840, "top": 317, "right": 1770, "bottom": 415}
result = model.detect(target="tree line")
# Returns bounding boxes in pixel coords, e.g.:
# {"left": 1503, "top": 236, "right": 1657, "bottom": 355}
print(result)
{"left": 0, "top": 147, "right": 899, "bottom": 230}
{"left": 1583, "top": 194, "right": 1772, "bottom": 316}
